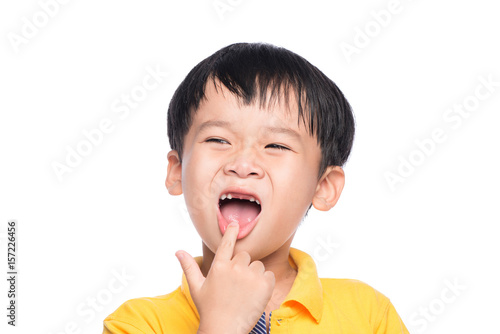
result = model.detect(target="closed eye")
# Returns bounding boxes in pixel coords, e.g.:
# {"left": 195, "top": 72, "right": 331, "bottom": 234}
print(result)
{"left": 205, "top": 138, "right": 230, "bottom": 145}
{"left": 266, "top": 144, "right": 290, "bottom": 151}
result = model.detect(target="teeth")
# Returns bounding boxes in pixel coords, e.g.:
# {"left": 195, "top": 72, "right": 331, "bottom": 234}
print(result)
{"left": 219, "top": 193, "right": 261, "bottom": 205}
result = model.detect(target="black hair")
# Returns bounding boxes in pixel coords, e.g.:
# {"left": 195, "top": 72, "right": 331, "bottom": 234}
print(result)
{"left": 167, "top": 42, "right": 355, "bottom": 178}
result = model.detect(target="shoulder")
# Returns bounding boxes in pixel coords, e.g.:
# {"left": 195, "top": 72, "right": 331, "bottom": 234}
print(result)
{"left": 103, "top": 287, "right": 198, "bottom": 333}
{"left": 320, "top": 278, "right": 409, "bottom": 333}
{"left": 320, "top": 278, "right": 392, "bottom": 317}
{"left": 321, "top": 278, "right": 388, "bottom": 300}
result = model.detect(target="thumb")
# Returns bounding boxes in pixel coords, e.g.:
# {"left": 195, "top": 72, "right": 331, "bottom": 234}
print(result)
{"left": 175, "top": 250, "right": 205, "bottom": 293}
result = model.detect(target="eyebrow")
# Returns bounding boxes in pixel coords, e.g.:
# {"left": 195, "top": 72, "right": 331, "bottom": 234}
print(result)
{"left": 262, "top": 126, "right": 301, "bottom": 140}
{"left": 197, "top": 120, "right": 301, "bottom": 140}
{"left": 197, "top": 120, "right": 232, "bottom": 133}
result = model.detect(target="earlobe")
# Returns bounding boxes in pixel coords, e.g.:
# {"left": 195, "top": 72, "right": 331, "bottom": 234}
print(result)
{"left": 312, "top": 166, "right": 345, "bottom": 211}
{"left": 165, "top": 150, "right": 183, "bottom": 195}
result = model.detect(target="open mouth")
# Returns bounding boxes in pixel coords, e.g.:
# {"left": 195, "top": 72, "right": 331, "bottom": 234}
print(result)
{"left": 217, "top": 192, "right": 262, "bottom": 239}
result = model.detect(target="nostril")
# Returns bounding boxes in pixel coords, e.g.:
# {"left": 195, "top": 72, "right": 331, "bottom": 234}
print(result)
{"left": 225, "top": 164, "right": 263, "bottom": 178}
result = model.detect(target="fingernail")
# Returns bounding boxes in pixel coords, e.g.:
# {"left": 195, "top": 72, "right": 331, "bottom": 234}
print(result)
{"left": 176, "top": 252, "right": 184, "bottom": 260}
{"left": 228, "top": 222, "right": 238, "bottom": 227}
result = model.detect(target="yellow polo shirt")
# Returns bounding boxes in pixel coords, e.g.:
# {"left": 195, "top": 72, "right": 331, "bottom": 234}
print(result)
{"left": 103, "top": 248, "right": 409, "bottom": 333}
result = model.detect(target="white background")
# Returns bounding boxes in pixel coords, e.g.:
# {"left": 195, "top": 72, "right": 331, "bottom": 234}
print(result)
{"left": 1, "top": 0, "right": 499, "bottom": 333}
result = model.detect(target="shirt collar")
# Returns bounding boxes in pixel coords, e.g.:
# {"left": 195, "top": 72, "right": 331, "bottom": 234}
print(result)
{"left": 284, "top": 248, "right": 323, "bottom": 323}
{"left": 180, "top": 247, "right": 323, "bottom": 323}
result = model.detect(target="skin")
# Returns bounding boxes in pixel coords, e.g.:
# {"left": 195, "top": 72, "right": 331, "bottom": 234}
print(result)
{"left": 166, "top": 82, "right": 345, "bottom": 333}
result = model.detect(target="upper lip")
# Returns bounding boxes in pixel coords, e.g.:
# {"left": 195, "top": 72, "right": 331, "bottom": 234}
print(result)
{"left": 218, "top": 187, "right": 262, "bottom": 206}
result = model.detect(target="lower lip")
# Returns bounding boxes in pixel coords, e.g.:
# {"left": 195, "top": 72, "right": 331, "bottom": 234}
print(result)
{"left": 217, "top": 205, "right": 261, "bottom": 239}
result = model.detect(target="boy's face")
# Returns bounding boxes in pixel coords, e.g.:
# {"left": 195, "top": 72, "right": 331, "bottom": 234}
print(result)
{"left": 167, "top": 82, "right": 342, "bottom": 260}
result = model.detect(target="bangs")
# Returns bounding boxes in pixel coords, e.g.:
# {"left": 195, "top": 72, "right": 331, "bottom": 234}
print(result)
{"left": 185, "top": 43, "right": 323, "bottom": 141}
{"left": 207, "top": 74, "right": 314, "bottom": 135}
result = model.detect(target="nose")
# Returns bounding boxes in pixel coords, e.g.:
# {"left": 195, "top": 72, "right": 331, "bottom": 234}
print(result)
{"left": 223, "top": 153, "right": 264, "bottom": 179}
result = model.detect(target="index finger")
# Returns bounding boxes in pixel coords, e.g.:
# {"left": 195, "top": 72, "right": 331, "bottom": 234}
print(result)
{"left": 214, "top": 222, "right": 239, "bottom": 262}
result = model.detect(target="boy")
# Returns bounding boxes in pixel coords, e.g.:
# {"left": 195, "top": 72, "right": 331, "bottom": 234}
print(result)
{"left": 103, "top": 43, "right": 409, "bottom": 333}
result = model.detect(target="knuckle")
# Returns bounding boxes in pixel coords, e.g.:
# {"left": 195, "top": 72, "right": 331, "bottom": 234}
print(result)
{"left": 241, "top": 251, "right": 251, "bottom": 262}
{"left": 183, "top": 262, "right": 192, "bottom": 272}
{"left": 249, "top": 260, "right": 264, "bottom": 272}
{"left": 264, "top": 271, "right": 276, "bottom": 284}
{"left": 181, "top": 260, "right": 194, "bottom": 272}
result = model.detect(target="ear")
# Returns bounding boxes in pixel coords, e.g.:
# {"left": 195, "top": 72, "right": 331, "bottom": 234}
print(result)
{"left": 165, "top": 150, "right": 183, "bottom": 195}
{"left": 312, "top": 166, "right": 345, "bottom": 211}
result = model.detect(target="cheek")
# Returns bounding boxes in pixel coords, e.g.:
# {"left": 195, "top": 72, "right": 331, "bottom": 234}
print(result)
{"left": 182, "top": 154, "right": 218, "bottom": 223}
{"left": 271, "top": 161, "right": 318, "bottom": 216}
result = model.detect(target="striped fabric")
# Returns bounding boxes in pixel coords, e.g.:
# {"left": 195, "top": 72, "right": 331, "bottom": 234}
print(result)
{"left": 250, "top": 311, "right": 272, "bottom": 334}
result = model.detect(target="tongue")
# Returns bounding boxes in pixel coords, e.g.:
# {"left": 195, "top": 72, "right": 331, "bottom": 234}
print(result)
{"left": 220, "top": 200, "right": 260, "bottom": 224}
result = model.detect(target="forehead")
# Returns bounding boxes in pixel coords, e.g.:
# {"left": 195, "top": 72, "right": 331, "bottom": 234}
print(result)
{"left": 194, "top": 80, "right": 312, "bottom": 133}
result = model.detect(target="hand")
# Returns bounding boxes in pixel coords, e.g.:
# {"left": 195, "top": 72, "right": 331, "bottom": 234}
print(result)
{"left": 175, "top": 222, "right": 275, "bottom": 334}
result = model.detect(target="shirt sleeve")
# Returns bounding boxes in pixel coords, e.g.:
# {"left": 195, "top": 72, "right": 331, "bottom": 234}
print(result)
{"left": 375, "top": 300, "right": 410, "bottom": 334}
{"left": 102, "top": 298, "right": 161, "bottom": 334}
{"left": 103, "top": 317, "right": 151, "bottom": 334}
{"left": 102, "top": 292, "right": 200, "bottom": 334}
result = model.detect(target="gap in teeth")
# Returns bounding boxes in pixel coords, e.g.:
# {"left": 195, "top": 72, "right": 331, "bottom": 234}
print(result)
{"left": 219, "top": 194, "right": 260, "bottom": 206}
